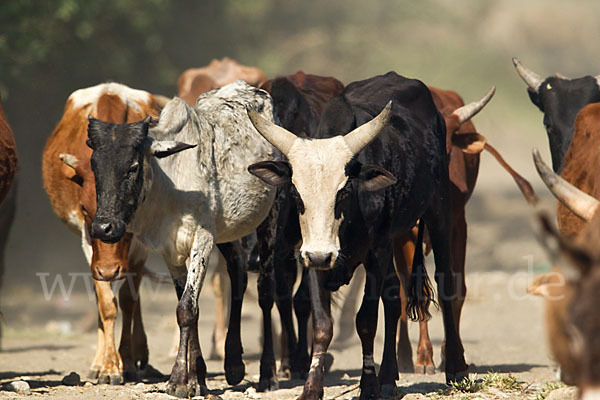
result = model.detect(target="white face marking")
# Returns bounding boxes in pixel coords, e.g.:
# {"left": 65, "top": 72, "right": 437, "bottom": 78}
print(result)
{"left": 69, "top": 82, "right": 152, "bottom": 113}
{"left": 286, "top": 136, "right": 353, "bottom": 269}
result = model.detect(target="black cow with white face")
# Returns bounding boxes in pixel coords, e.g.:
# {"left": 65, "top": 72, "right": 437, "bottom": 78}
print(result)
{"left": 513, "top": 58, "right": 600, "bottom": 172}
{"left": 249, "top": 72, "right": 467, "bottom": 400}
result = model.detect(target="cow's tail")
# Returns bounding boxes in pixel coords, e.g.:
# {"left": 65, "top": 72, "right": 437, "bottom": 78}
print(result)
{"left": 484, "top": 142, "right": 539, "bottom": 205}
{"left": 406, "top": 219, "right": 436, "bottom": 321}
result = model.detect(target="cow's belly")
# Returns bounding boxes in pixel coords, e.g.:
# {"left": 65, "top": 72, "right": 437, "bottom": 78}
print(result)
{"left": 215, "top": 180, "right": 276, "bottom": 243}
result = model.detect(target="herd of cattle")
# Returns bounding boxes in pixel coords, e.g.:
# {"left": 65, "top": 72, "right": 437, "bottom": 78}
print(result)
{"left": 0, "top": 57, "right": 598, "bottom": 399}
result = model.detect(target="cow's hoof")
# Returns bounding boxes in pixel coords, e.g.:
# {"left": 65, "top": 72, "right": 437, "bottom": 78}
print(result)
{"left": 87, "top": 369, "right": 99, "bottom": 380}
{"left": 445, "top": 369, "right": 469, "bottom": 385}
{"left": 224, "top": 359, "right": 245, "bottom": 386}
{"left": 426, "top": 365, "right": 436, "bottom": 375}
{"left": 323, "top": 353, "right": 334, "bottom": 374}
{"left": 359, "top": 373, "right": 379, "bottom": 400}
{"left": 189, "top": 382, "right": 209, "bottom": 397}
{"left": 139, "top": 364, "right": 164, "bottom": 379}
{"left": 257, "top": 376, "right": 279, "bottom": 392}
{"left": 122, "top": 368, "right": 139, "bottom": 382}
{"left": 98, "top": 373, "right": 123, "bottom": 385}
{"left": 297, "top": 387, "right": 323, "bottom": 400}
{"left": 380, "top": 384, "right": 397, "bottom": 398}
{"left": 278, "top": 363, "right": 292, "bottom": 379}
{"left": 359, "top": 386, "right": 380, "bottom": 400}
{"left": 166, "top": 383, "right": 191, "bottom": 398}
{"left": 397, "top": 358, "right": 414, "bottom": 373}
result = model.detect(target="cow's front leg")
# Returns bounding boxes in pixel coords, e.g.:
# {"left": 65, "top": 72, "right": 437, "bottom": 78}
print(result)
{"left": 95, "top": 280, "right": 123, "bottom": 384}
{"left": 298, "top": 270, "right": 332, "bottom": 400}
{"left": 167, "top": 232, "right": 213, "bottom": 398}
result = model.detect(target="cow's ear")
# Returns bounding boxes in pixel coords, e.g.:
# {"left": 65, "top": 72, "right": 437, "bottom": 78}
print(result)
{"left": 59, "top": 153, "right": 83, "bottom": 186}
{"left": 452, "top": 132, "right": 486, "bottom": 154}
{"left": 149, "top": 97, "right": 190, "bottom": 137}
{"left": 248, "top": 161, "right": 291, "bottom": 186}
{"left": 358, "top": 164, "right": 396, "bottom": 192}
{"left": 535, "top": 212, "right": 591, "bottom": 282}
{"left": 527, "top": 88, "right": 543, "bottom": 111}
{"left": 145, "top": 138, "right": 196, "bottom": 158}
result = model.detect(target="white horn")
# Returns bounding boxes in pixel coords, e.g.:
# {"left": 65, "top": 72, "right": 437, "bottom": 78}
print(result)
{"left": 513, "top": 57, "right": 543, "bottom": 92}
{"left": 344, "top": 101, "right": 393, "bottom": 155}
{"left": 247, "top": 108, "right": 297, "bottom": 155}
{"left": 59, "top": 153, "right": 79, "bottom": 170}
{"left": 453, "top": 87, "right": 496, "bottom": 125}
{"left": 533, "top": 148, "right": 599, "bottom": 222}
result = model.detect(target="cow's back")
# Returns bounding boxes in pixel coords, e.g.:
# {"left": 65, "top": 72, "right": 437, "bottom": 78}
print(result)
{"left": 42, "top": 83, "right": 161, "bottom": 233}
{"left": 0, "top": 100, "right": 17, "bottom": 205}
{"left": 429, "top": 86, "right": 480, "bottom": 199}
{"left": 317, "top": 72, "right": 447, "bottom": 234}
{"left": 558, "top": 102, "right": 600, "bottom": 237}
{"left": 156, "top": 81, "right": 278, "bottom": 243}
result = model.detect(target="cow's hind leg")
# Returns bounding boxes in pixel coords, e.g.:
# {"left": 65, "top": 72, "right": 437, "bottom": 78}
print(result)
{"left": 118, "top": 259, "right": 147, "bottom": 381}
{"left": 95, "top": 280, "right": 123, "bottom": 384}
{"left": 379, "top": 252, "right": 402, "bottom": 397}
{"left": 297, "top": 270, "right": 332, "bottom": 400}
{"left": 256, "top": 208, "right": 279, "bottom": 391}
{"left": 423, "top": 187, "right": 468, "bottom": 384}
{"left": 274, "top": 247, "right": 298, "bottom": 379}
{"left": 356, "top": 251, "right": 385, "bottom": 400}
{"left": 210, "top": 253, "right": 229, "bottom": 361}
{"left": 292, "top": 268, "right": 311, "bottom": 379}
{"left": 217, "top": 241, "right": 248, "bottom": 386}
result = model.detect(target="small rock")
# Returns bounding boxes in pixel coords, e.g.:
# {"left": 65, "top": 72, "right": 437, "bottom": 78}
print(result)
{"left": 6, "top": 380, "right": 31, "bottom": 394}
{"left": 244, "top": 387, "right": 260, "bottom": 399}
{"left": 401, "top": 394, "right": 427, "bottom": 400}
{"left": 341, "top": 373, "right": 351, "bottom": 380}
{"left": 62, "top": 371, "right": 81, "bottom": 386}
{"left": 135, "top": 382, "right": 145, "bottom": 388}
{"left": 84, "top": 381, "right": 93, "bottom": 387}
{"left": 546, "top": 387, "right": 578, "bottom": 400}
{"left": 205, "top": 395, "right": 223, "bottom": 400}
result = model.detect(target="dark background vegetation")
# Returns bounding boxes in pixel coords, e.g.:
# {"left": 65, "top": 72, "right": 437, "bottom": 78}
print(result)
{"left": 1, "top": 0, "right": 599, "bottom": 282}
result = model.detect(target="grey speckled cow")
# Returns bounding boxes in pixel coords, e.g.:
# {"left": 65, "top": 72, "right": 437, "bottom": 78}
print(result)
{"left": 87, "top": 81, "right": 279, "bottom": 397}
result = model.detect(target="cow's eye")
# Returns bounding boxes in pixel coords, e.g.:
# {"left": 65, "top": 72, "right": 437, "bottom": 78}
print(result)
{"left": 80, "top": 204, "right": 89, "bottom": 216}
{"left": 128, "top": 163, "right": 139, "bottom": 175}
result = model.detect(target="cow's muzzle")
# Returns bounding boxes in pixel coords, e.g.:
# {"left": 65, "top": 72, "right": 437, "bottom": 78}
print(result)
{"left": 301, "top": 251, "right": 335, "bottom": 270}
{"left": 91, "top": 217, "right": 126, "bottom": 243}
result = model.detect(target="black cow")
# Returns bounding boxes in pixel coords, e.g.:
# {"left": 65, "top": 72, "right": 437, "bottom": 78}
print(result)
{"left": 248, "top": 72, "right": 467, "bottom": 400}
{"left": 513, "top": 58, "right": 600, "bottom": 172}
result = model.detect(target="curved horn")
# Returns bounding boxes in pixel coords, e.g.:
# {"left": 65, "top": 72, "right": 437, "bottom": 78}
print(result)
{"left": 247, "top": 108, "right": 297, "bottom": 155}
{"left": 533, "top": 148, "right": 599, "bottom": 221}
{"left": 453, "top": 87, "right": 496, "bottom": 125}
{"left": 59, "top": 153, "right": 79, "bottom": 170}
{"left": 344, "top": 101, "right": 392, "bottom": 155}
{"left": 513, "top": 58, "right": 543, "bottom": 91}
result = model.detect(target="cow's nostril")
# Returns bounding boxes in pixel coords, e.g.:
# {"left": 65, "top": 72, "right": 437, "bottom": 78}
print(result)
{"left": 307, "top": 252, "right": 333, "bottom": 266}
{"left": 95, "top": 265, "right": 104, "bottom": 278}
{"left": 114, "top": 265, "right": 121, "bottom": 278}
{"left": 102, "top": 223, "right": 113, "bottom": 234}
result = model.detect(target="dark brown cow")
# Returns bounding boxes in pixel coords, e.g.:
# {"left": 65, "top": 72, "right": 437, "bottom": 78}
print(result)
{"left": 532, "top": 149, "right": 600, "bottom": 398}
{"left": 178, "top": 57, "right": 267, "bottom": 105}
{"left": 42, "top": 83, "right": 164, "bottom": 383}
{"left": 395, "top": 86, "right": 536, "bottom": 374}
{"left": 0, "top": 98, "right": 18, "bottom": 348}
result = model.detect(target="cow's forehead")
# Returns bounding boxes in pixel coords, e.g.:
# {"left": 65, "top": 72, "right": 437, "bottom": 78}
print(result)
{"left": 287, "top": 136, "right": 352, "bottom": 192}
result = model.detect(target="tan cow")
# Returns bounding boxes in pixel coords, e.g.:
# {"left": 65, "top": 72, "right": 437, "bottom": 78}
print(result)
{"left": 42, "top": 83, "right": 164, "bottom": 383}
{"left": 178, "top": 57, "right": 267, "bottom": 105}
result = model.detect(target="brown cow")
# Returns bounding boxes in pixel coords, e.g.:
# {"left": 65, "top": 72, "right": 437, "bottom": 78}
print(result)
{"left": 0, "top": 97, "right": 18, "bottom": 348}
{"left": 532, "top": 149, "right": 600, "bottom": 398}
{"left": 42, "top": 83, "right": 164, "bottom": 384}
{"left": 178, "top": 57, "right": 267, "bottom": 105}
{"left": 395, "top": 86, "right": 536, "bottom": 374}
{"left": 0, "top": 99, "right": 17, "bottom": 205}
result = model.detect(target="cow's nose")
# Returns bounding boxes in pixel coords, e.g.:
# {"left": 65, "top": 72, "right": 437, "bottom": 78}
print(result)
{"left": 306, "top": 252, "right": 333, "bottom": 268}
{"left": 94, "top": 264, "right": 121, "bottom": 281}
{"left": 91, "top": 218, "right": 125, "bottom": 243}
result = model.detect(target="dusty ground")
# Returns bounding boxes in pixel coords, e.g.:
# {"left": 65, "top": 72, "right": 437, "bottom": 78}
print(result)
{"left": 0, "top": 136, "right": 576, "bottom": 399}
